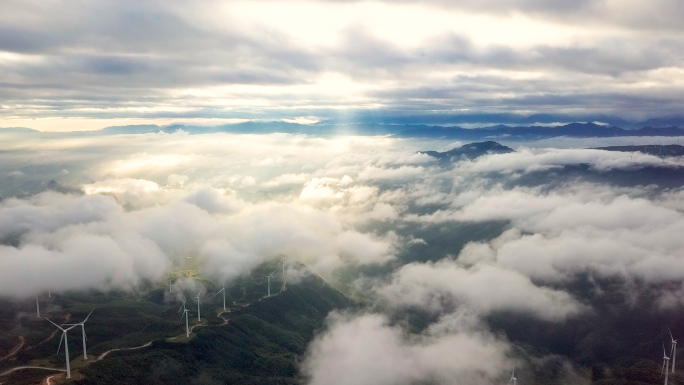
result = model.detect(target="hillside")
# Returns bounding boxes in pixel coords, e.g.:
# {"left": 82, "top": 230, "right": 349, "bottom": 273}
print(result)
{"left": 0, "top": 262, "right": 354, "bottom": 385}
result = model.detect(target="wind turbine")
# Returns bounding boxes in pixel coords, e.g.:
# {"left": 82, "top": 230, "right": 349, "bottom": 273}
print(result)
{"left": 508, "top": 367, "right": 517, "bottom": 385}
{"left": 662, "top": 343, "right": 671, "bottom": 385}
{"left": 35, "top": 295, "right": 40, "bottom": 318}
{"left": 281, "top": 257, "right": 287, "bottom": 291}
{"left": 266, "top": 267, "right": 278, "bottom": 297}
{"left": 214, "top": 285, "right": 226, "bottom": 311}
{"left": 46, "top": 318, "right": 77, "bottom": 379}
{"left": 194, "top": 286, "right": 204, "bottom": 321}
{"left": 670, "top": 329, "right": 677, "bottom": 374}
{"left": 62, "top": 308, "right": 94, "bottom": 361}
{"left": 179, "top": 301, "right": 190, "bottom": 338}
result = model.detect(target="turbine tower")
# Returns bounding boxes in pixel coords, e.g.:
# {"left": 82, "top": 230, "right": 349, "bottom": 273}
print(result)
{"left": 281, "top": 257, "right": 287, "bottom": 291}
{"left": 194, "top": 286, "right": 204, "bottom": 321}
{"left": 267, "top": 267, "right": 278, "bottom": 297}
{"left": 508, "top": 367, "right": 517, "bottom": 385}
{"left": 179, "top": 301, "right": 190, "bottom": 338}
{"left": 62, "top": 308, "right": 95, "bottom": 360}
{"left": 214, "top": 285, "right": 226, "bottom": 311}
{"left": 662, "top": 343, "right": 671, "bottom": 385}
{"left": 35, "top": 295, "right": 40, "bottom": 318}
{"left": 46, "top": 318, "right": 77, "bottom": 379}
{"left": 670, "top": 329, "right": 678, "bottom": 374}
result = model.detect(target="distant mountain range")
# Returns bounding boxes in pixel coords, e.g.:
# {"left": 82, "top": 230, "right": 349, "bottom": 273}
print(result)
{"left": 595, "top": 144, "right": 684, "bottom": 157}
{"left": 394, "top": 122, "right": 684, "bottom": 140}
{"left": 3, "top": 121, "right": 684, "bottom": 139}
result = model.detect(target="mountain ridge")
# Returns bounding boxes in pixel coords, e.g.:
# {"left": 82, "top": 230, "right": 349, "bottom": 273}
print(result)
{"left": 3, "top": 121, "right": 684, "bottom": 139}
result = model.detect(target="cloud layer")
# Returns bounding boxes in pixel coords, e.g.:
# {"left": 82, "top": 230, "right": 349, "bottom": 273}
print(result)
{"left": 1, "top": 130, "right": 683, "bottom": 382}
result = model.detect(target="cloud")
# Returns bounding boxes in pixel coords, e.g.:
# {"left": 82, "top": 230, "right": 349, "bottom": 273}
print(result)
{"left": 2, "top": 128, "right": 684, "bottom": 384}
{"left": 1, "top": 129, "right": 684, "bottom": 358}
{"left": 183, "top": 187, "right": 244, "bottom": 214}
{"left": 377, "top": 259, "right": 584, "bottom": 321}
{"left": 0, "top": 183, "right": 398, "bottom": 297}
{"left": 454, "top": 148, "right": 684, "bottom": 175}
{"left": 262, "top": 172, "right": 309, "bottom": 188}
{"left": 302, "top": 310, "right": 513, "bottom": 385}
{"left": 2, "top": 0, "right": 684, "bottom": 129}
{"left": 0, "top": 227, "right": 169, "bottom": 296}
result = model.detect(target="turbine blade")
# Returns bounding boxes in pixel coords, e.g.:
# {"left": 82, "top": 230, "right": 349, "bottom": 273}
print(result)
{"left": 57, "top": 332, "right": 64, "bottom": 354}
{"left": 83, "top": 308, "right": 95, "bottom": 323}
{"left": 46, "top": 318, "right": 65, "bottom": 331}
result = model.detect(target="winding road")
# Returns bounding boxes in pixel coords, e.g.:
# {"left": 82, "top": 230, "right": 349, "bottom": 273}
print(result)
{"left": 96, "top": 341, "right": 153, "bottom": 361}
{"left": 0, "top": 335, "right": 24, "bottom": 363}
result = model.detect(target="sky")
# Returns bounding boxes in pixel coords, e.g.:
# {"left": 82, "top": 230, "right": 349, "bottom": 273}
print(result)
{"left": 2, "top": 0, "right": 684, "bottom": 131}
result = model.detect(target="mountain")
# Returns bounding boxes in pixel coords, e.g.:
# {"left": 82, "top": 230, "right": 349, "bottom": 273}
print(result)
{"left": 595, "top": 144, "right": 684, "bottom": 157}
{"left": 6, "top": 120, "right": 684, "bottom": 139}
{"left": 322, "top": 112, "right": 633, "bottom": 128}
{"left": 420, "top": 141, "right": 515, "bottom": 161}
{"left": 636, "top": 115, "right": 684, "bottom": 129}
{"left": 628, "top": 126, "right": 684, "bottom": 136}
{"left": 0, "top": 127, "right": 40, "bottom": 134}
{"left": 396, "top": 122, "right": 684, "bottom": 140}
{"left": 45, "top": 180, "right": 79, "bottom": 194}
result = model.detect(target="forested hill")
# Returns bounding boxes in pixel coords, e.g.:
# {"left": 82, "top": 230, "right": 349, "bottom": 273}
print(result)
{"left": 76, "top": 269, "right": 353, "bottom": 385}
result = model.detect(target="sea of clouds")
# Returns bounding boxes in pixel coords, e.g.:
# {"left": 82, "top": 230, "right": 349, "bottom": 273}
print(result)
{"left": 1, "top": 130, "right": 683, "bottom": 384}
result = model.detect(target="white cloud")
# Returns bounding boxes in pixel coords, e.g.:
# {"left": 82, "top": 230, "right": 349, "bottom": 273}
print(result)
{"left": 377, "top": 259, "right": 584, "bottom": 321}
{"left": 302, "top": 310, "right": 513, "bottom": 385}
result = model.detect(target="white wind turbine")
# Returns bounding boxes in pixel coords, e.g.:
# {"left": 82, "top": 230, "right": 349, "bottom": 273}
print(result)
{"left": 46, "top": 318, "right": 77, "bottom": 379}
{"left": 62, "top": 308, "right": 95, "bottom": 361}
{"left": 214, "top": 284, "right": 226, "bottom": 311}
{"left": 179, "top": 301, "right": 190, "bottom": 338}
{"left": 281, "top": 257, "right": 287, "bottom": 291}
{"left": 194, "top": 286, "right": 204, "bottom": 321}
{"left": 266, "top": 267, "right": 279, "bottom": 297}
{"left": 670, "top": 329, "right": 678, "bottom": 374}
{"left": 662, "top": 343, "right": 671, "bottom": 385}
{"left": 508, "top": 367, "right": 517, "bottom": 385}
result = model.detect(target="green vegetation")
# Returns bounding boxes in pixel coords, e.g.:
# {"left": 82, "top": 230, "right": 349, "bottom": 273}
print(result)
{"left": 0, "top": 261, "right": 354, "bottom": 384}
